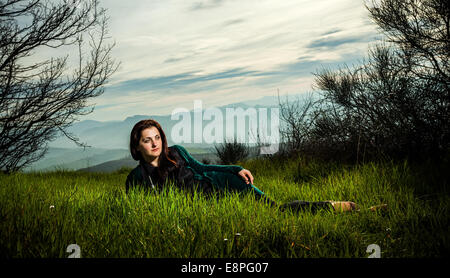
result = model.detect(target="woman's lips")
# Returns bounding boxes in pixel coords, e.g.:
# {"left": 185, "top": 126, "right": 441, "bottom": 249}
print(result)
{"left": 152, "top": 147, "right": 159, "bottom": 151}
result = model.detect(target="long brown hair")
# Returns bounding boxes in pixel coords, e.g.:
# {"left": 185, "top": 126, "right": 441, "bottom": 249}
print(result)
{"left": 129, "top": 119, "right": 178, "bottom": 180}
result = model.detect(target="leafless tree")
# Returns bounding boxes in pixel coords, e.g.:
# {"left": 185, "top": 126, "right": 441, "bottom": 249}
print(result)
{"left": 308, "top": 0, "right": 449, "bottom": 161}
{"left": 276, "top": 91, "right": 318, "bottom": 156}
{"left": 0, "top": 0, "right": 119, "bottom": 172}
{"left": 367, "top": 0, "right": 449, "bottom": 89}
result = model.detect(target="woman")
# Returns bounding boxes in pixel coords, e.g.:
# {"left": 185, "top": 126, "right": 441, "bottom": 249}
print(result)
{"left": 125, "top": 119, "right": 361, "bottom": 213}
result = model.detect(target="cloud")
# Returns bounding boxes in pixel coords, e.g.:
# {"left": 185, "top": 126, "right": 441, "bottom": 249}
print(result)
{"left": 164, "top": 57, "right": 187, "bottom": 63}
{"left": 106, "top": 72, "right": 198, "bottom": 94}
{"left": 320, "top": 28, "right": 342, "bottom": 36}
{"left": 106, "top": 67, "right": 270, "bottom": 95}
{"left": 240, "top": 52, "right": 366, "bottom": 89}
{"left": 221, "top": 18, "right": 245, "bottom": 27}
{"left": 76, "top": 0, "right": 382, "bottom": 121}
{"left": 106, "top": 50, "right": 367, "bottom": 101}
{"left": 306, "top": 35, "right": 372, "bottom": 50}
{"left": 279, "top": 53, "right": 364, "bottom": 75}
{"left": 189, "top": 0, "right": 226, "bottom": 11}
{"left": 163, "top": 54, "right": 197, "bottom": 63}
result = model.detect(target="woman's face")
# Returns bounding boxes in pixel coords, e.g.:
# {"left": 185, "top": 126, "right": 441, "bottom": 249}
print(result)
{"left": 137, "top": 126, "right": 163, "bottom": 162}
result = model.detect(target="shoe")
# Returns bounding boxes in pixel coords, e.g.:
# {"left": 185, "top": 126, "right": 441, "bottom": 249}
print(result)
{"left": 369, "top": 204, "right": 388, "bottom": 212}
{"left": 328, "top": 201, "right": 358, "bottom": 212}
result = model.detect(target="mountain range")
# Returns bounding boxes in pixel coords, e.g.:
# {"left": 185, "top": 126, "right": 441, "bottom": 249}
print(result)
{"left": 25, "top": 94, "right": 304, "bottom": 172}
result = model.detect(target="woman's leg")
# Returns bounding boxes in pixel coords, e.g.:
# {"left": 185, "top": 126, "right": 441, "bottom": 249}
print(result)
{"left": 252, "top": 190, "right": 278, "bottom": 207}
{"left": 232, "top": 176, "right": 356, "bottom": 213}
{"left": 279, "top": 200, "right": 334, "bottom": 213}
{"left": 251, "top": 189, "right": 357, "bottom": 213}
{"left": 251, "top": 189, "right": 334, "bottom": 213}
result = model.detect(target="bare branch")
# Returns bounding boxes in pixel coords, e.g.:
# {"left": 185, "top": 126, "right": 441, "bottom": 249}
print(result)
{"left": 0, "top": 0, "right": 118, "bottom": 172}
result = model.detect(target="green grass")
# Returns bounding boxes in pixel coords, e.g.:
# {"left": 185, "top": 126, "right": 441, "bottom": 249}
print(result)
{"left": 0, "top": 155, "right": 448, "bottom": 258}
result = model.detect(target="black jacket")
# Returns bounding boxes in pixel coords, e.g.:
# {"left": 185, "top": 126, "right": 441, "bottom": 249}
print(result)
{"left": 125, "top": 145, "right": 216, "bottom": 195}
{"left": 125, "top": 145, "right": 260, "bottom": 196}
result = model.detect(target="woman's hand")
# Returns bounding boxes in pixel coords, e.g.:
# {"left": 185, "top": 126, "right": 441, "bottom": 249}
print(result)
{"left": 238, "top": 169, "right": 254, "bottom": 185}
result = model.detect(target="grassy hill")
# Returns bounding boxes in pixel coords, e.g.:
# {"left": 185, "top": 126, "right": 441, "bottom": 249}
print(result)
{"left": 24, "top": 147, "right": 130, "bottom": 172}
{"left": 0, "top": 155, "right": 448, "bottom": 258}
{"left": 77, "top": 147, "right": 221, "bottom": 173}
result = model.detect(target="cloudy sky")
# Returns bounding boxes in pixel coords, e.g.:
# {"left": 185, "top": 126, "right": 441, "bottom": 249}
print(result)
{"left": 75, "top": 0, "right": 381, "bottom": 121}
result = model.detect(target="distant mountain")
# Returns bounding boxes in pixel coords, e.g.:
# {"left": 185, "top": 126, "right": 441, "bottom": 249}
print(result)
{"left": 77, "top": 157, "right": 138, "bottom": 173}
{"left": 77, "top": 145, "right": 264, "bottom": 173}
{"left": 25, "top": 147, "right": 130, "bottom": 172}
{"left": 77, "top": 151, "right": 221, "bottom": 173}
{"left": 30, "top": 96, "right": 304, "bottom": 172}
{"left": 48, "top": 101, "right": 283, "bottom": 150}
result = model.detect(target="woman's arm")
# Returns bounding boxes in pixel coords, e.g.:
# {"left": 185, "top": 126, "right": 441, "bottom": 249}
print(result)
{"left": 125, "top": 166, "right": 145, "bottom": 193}
{"left": 173, "top": 144, "right": 244, "bottom": 175}
{"left": 125, "top": 172, "right": 135, "bottom": 194}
